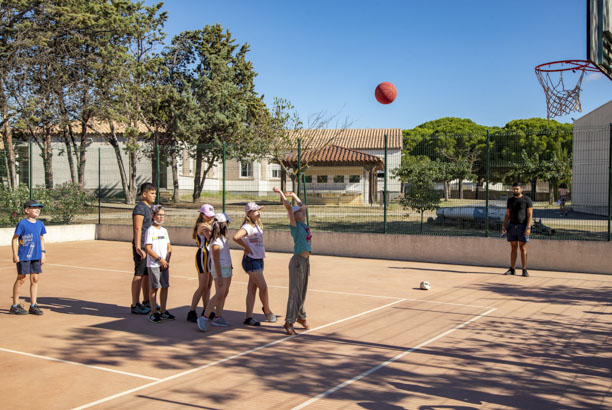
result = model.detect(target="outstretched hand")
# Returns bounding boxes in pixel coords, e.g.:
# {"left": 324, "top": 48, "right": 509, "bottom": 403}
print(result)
{"left": 272, "top": 186, "right": 281, "bottom": 193}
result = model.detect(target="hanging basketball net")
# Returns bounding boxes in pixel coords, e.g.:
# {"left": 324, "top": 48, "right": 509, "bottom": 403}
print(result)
{"left": 535, "top": 59, "right": 601, "bottom": 119}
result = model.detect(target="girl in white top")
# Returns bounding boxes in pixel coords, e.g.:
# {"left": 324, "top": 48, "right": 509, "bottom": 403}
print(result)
{"left": 233, "top": 202, "right": 276, "bottom": 326}
{"left": 199, "top": 213, "right": 233, "bottom": 330}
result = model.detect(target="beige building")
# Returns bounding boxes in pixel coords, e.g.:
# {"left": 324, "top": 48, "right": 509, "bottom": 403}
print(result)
{"left": 572, "top": 100, "right": 612, "bottom": 215}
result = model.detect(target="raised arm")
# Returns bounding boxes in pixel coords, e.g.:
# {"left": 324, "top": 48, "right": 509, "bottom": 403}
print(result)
{"left": 273, "top": 186, "right": 296, "bottom": 226}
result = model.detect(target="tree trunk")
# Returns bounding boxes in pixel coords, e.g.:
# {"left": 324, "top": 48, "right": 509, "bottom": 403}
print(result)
{"left": 459, "top": 179, "right": 464, "bottom": 200}
{"left": 0, "top": 84, "right": 17, "bottom": 189}
{"left": 531, "top": 178, "right": 537, "bottom": 201}
{"left": 152, "top": 132, "right": 159, "bottom": 187}
{"left": 62, "top": 128, "right": 77, "bottom": 184}
{"left": 107, "top": 123, "right": 132, "bottom": 204}
{"left": 443, "top": 181, "right": 449, "bottom": 201}
{"left": 36, "top": 128, "right": 54, "bottom": 189}
{"left": 549, "top": 181, "right": 554, "bottom": 205}
{"left": 420, "top": 211, "right": 424, "bottom": 233}
{"left": 192, "top": 147, "right": 204, "bottom": 202}
{"left": 171, "top": 144, "right": 179, "bottom": 203}
{"left": 77, "top": 116, "right": 88, "bottom": 186}
{"left": 128, "top": 149, "right": 137, "bottom": 205}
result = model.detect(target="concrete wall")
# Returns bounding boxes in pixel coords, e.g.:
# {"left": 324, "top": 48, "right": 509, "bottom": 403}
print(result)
{"left": 0, "top": 224, "right": 97, "bottom": 246}
{"left": 96, "top": 224, "right": 611, "bottom": 275}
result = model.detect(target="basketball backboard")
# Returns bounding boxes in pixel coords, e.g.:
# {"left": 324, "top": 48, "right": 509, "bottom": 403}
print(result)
{"left": 588, "top": 0, "right": 612, "bottom": 80}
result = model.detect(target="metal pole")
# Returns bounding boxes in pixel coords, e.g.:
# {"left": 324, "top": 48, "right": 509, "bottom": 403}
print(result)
{"left": 222, "top": 142, "right": 226, "bottom": 213}
{"left": 485, "top": 130, "right": 490, "bottom": 237}
{"left": 297, "top": 138, "right": 301, "bottom": 198}
{"left": 608, "top": 123, "right": 612, "bottom": 241}
{"left": 156, "top": 141, "right": 160, "bottom": 204}
{"left": 98, "top": 147, "right": 101, "bottom": 225}
{"left": 29, "top": 138, "right": 32, "bottom": 200}
{"left": 302, "top": 172, "right": 309, "bottom": 225}
{"left": 383, "top": 133, "right": 388, "bottom": 234}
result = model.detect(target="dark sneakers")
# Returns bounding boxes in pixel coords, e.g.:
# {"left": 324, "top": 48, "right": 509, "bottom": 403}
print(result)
{"left": 28, "top": 304, "right": 43, "bottom": 315}
{"left": 9, "top": 304, "right": 28, "bottom": 315}
{"left": 187, "top": 310, "right": 197, "bottom": 322}
{"left": 504, "top": 268, "right": 516, "bottom": 275}
{"left": 131, "top": 303, "right": 150, "bottom": 315}
{"left": 522, "top": 269, "right": 529, "bottom": 277}
{"left": 160, "top": 311, "right": 176, "bottom": 320}
{"left": 149, "top": 312, "right": 162, "bottom": 323}
{"left": 143, "top": 300, "right": 160, "bottom": 310}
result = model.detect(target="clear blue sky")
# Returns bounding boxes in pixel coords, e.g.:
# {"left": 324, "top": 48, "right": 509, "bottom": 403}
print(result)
{"left": 146, "top": 0, "right": 612, "bottom": 129}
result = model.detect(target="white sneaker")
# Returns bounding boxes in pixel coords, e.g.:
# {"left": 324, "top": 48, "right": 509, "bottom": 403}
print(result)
{"left": 197, "top": 316, "right": 209, "bottom": 332}
{"left": 211, "top": 317, "right": 230, "bottom": 327}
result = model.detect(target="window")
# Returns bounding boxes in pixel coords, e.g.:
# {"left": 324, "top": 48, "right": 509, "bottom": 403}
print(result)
{"left": 270, "top": 164, "right": 281, "bottom": 179}
{"left": 317, "top": 175, "right": 328, "bottom": 183}
{"left": 304, "top": 175, "right": 312, "bottom": 183}
{"left": 240, "top": 161, "right": 253, "bottom": 178}
{"left": 333, "top": 175, "right": 345, "bottom": 183}
{"left": 349, "top": 175, "right": 360, "bottom": 183}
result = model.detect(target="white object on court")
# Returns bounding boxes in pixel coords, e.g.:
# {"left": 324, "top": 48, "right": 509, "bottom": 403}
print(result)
{"left": 420, "top": 281, "right": 431, "bottom": 290}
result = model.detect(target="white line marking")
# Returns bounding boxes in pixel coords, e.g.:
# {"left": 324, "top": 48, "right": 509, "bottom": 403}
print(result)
{"left": 72, "top": 299, "right": 408, "bottom": 409}
{"left": 47, "top": 264, "right": 132, "bottom": 273}
{"left": 291, "top": 307, "right": 498, "bottom": 409}
{"left": 0, "top": 347, "right": 159, "bottom": 381}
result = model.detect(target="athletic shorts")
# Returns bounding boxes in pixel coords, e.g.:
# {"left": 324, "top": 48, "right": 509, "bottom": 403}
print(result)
{"left": 148, "top": 267, "right": 170, "bottom": 288}
{"left": 507, "top": 223, "right": 529, "bottom": 243}
{"left": 242, "top": 255, "right": 264, "bottom": 273}
{"left": 17, "top": 260, "right": 42, "bottom": 275}
{"left": 211, "top": 265, "right": 233, "bottom": 279}
{"left": 132, "top": 245, "right": 148, "bottom": 276}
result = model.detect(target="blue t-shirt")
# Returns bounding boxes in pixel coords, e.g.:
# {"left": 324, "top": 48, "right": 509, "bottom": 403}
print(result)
{"left": 132, "top": 201, "right": 152, "bottom": 249}
{"left": 15, "top": 219, "right": 47, "bottom": 261}
{"left": 290, "top": 222, "right": 312, "bottom": 255}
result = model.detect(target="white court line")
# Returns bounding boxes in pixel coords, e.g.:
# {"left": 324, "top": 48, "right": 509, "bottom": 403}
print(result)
{"left": 0, "top": 347, "right": 159, "bottom": 381}
{"left": 72, "top": 298, "right": 407, "bottom": 409}
{"left": 292, "top": 307, "right": 498, "bottom": 410}
{"left": 0, "top": 266, "right": 14, "bottom": 270}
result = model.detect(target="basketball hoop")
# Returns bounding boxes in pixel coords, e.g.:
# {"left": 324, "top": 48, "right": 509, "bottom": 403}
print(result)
{"left": 535, "top": 59, "right": 600, "bottom": 119}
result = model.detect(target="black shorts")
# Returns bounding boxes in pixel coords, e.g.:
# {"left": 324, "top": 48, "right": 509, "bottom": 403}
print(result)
{"left": 132, "top": 245, "right": 148, "bottom": 276}
{"left": 17, "top": 260, "right": 42, "bottom": 275}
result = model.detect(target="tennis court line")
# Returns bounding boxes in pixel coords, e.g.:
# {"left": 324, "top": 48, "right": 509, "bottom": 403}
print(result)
{"left": 47, "top": 264, "right": 491, "bottom": 308}
{"left": 0, "top": 347, "right": 159, "bottom": 381}
{"left": 72, "top": 298, "right": 408, "bottom": 409}
{"left": 292, "top": 306, "right": 498, "bottom": 409}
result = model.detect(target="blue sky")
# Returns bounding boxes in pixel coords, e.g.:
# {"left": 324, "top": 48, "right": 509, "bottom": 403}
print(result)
{"left": 146, "top": 0, "right": 612, "bottom": 129}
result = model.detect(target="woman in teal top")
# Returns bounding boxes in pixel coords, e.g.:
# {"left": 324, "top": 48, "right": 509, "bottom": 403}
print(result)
{"left": 273, "top": 187, "right": 312, "bottom": 335}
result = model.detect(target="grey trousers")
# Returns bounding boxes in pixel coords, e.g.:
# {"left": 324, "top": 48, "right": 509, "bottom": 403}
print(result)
{"left": 285, "top": 254, "right": 310, "bottom": 324}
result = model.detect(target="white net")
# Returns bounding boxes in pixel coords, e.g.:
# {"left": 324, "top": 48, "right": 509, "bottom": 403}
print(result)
{"left": 535, "top": 66, "right": 587, "bottom": 120}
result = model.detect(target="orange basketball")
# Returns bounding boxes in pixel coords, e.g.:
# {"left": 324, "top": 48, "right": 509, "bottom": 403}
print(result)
{"left": 375, "top": 82, "right": 397, "bottom": 104}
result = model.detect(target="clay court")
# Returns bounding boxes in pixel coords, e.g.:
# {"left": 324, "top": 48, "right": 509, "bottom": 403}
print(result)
{"left": 0, "top": 240, "right": 610, "bottom": 409}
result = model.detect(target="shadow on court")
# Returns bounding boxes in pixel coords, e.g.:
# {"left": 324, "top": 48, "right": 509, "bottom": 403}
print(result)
{"left": 469, "top": 282, "right": 612, "bottom": 306}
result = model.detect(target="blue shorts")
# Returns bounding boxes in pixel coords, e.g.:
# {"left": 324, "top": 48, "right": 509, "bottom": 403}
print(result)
{"left": 507, "top": 223, "right": 529, "bottom": 243}
{"left": 211, "top": 265, "right": 233, "bottom": 279}
{"left": 17, "top": 260, "right": 42, "bottom": 275}
{"left": 242, "top": 255, "right": 264, "bottom": 273}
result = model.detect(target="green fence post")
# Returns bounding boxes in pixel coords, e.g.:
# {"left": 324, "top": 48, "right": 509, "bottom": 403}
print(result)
{"left": 156, "top": 141, "right": 160, "bottom": 205}
{"left": 297, "top": 138, "right": 301, "bottom": 199}
{"left": 222, "top": 142, "right": 226, "bottom": 213}
{"left": 608, "top": 123, "right": 611, "bottom": 241}
{"left": 383, "top": 133, "right": 388, "bottom": 234}
{"left": 302, "top": 172, "right": 309, "bottom": 225}
{"left": 98, "top": 147, "right": 101, "bottom": 225}
{"left": 485, "top": 130, "right": 490, "bottom": 237}
{"left": 29, "top": 138, "right": 32, "bottom": 200}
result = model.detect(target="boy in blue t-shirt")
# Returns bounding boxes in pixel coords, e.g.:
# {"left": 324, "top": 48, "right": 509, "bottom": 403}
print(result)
{"left": 10, "top": 200, "right": 47, "bottom": 315}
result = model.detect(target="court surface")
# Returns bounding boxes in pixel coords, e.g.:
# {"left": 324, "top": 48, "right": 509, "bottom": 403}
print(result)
{"left": 0, "top": 240, "right": 610, "bottom": 409}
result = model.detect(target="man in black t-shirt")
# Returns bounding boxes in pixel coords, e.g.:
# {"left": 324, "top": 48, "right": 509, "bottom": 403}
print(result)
{"left": 130, "top": 182, "right": 157, "bottom": 314}
{"left": 501, "top": 182, "right": 533, "bottom": 277}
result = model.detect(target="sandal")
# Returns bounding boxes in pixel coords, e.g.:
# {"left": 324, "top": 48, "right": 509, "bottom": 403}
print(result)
{"left": 297, "top": 318, "right": 310, "bottom": 330}
{"left": 243, "top": 317, "right": 261, "bottom": 326}
{"left": 283, "top": 322, "right": 297, "bottom": 335}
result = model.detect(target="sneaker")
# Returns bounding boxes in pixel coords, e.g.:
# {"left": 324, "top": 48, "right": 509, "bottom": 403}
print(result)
{"left": 522, "top": 269, "right": 529, "bottom": 277}
{"left": 197, "top": 316, "right": 209, "bottom": 332}
{"left": 202, "top": 311, "right": 215, "bottom": 320}
{"left": 243, "top": 317, "right": 261, "bottom": 326}
{"left": 28, "top": 304, "right": 43, "bottom": 315}
{"left": 211, "top": 317, "right": 230, "bottom": 327}
{"left": 149, "top": 312, "right": 162, "bottom": 323}
{"left": 186, "top": 310, "right": 197, "bottom": 323}
{"left": 143, "top": 300, "right": 160, "bottom": 310}
{"left": 131, "top": 303, "right": 149, "bottom": 315}
{"left": 262, "top": 307, "right": 277, "bottom": 323}
{"left": 160, "top": 311, "right": 176, "bottom": 320}
{"left": 504, "top": 268, "right": 516, "bottom": 276}
{"left": 9, "top": 304, "right": 28, "bottom": 315}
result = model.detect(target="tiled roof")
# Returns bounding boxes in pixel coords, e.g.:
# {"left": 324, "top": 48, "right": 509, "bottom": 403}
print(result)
{"left": 290, "top": 128, "right": 402, "bottom": 150}
{"left": 282, "top": 145, "right": 384, "bottom": 169}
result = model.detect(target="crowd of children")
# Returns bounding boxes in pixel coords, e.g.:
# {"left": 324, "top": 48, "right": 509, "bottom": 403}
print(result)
{"left": 9, "top": 183, "right": 313, "bottom": 336}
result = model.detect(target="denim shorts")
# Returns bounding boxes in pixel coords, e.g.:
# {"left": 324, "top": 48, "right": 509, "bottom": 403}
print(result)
{"left": 507, "top": 223, "right": 529, "bottom": 243}
{"left": 17, "top": 260, "right": 42, "bottom": 275}
{"left": 242, "top": 255, "right": 264, "bottom": 273}
{"left": 211, "top": 265, "right": 233, "bottom": 279}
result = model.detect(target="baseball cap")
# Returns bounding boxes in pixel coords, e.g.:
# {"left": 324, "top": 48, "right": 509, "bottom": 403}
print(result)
{"left": 244, "top": 202, "right": 263, "bottom": 214}
{"left": 24, "top": 200, "right": 44, "bottom": 209}
{"left": 214, "top": 212, "right": 232, "bottom": 223}
{"left": 199, "top": 204, "right": 215, "bottom": 217}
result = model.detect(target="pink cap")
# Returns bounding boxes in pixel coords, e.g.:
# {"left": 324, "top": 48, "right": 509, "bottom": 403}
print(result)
{"left": 244, "top": 202, "right": 263, "bottom": 214}
{"left": 199, "top": 204, "right": 215, "bottom": 217}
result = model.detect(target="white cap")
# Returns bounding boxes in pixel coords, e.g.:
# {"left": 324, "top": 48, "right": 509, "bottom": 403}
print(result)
{"left": 214, "top": 212, "right": 231, "bottom": 223}
{"left": 245, "top": 202, "right": 263, "bottom": 214}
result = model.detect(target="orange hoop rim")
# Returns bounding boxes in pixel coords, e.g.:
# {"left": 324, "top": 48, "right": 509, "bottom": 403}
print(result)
{"left": 535, "top": 59, "right": 600, "bottom": 73}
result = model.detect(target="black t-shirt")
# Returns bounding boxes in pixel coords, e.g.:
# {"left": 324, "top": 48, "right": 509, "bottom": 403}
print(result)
{"left": 507, "top": 195, "right": 533, "bottom": 225}
{"left": 132, "top": 201, "right": 152, "bottom": 248}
